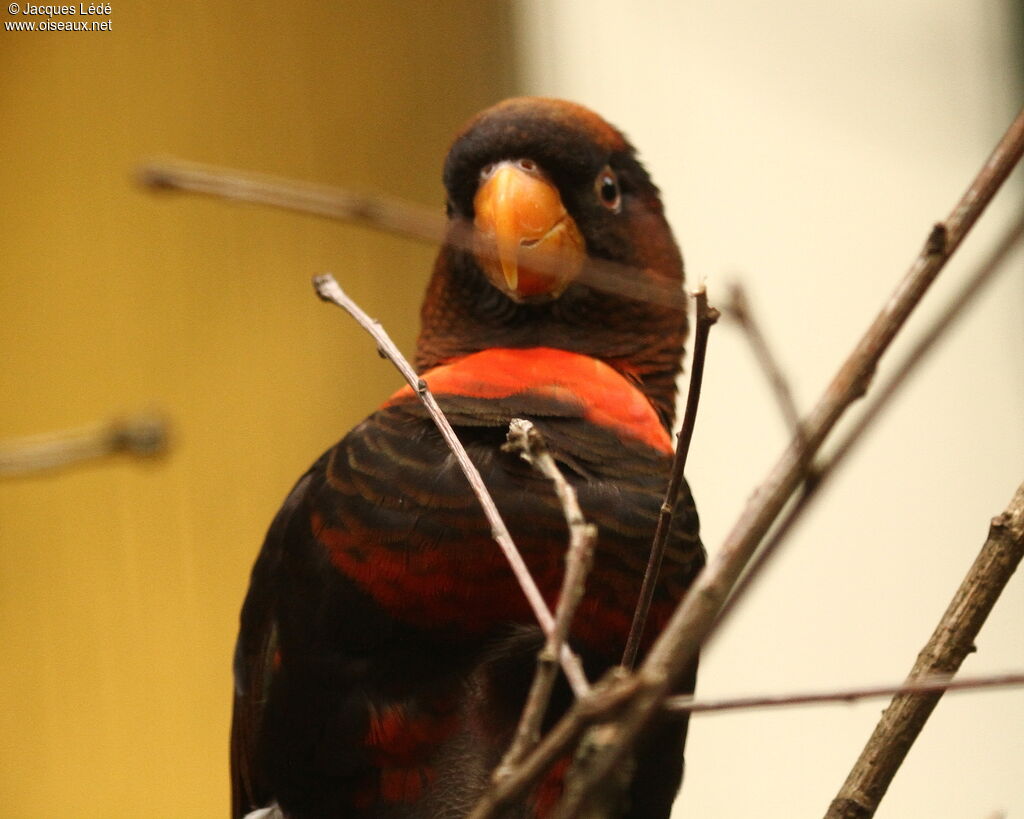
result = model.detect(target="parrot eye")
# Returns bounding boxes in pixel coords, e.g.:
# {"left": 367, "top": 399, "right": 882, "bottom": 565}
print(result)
{"left": 595, "top": 167, "right": 621, "bottom": 213}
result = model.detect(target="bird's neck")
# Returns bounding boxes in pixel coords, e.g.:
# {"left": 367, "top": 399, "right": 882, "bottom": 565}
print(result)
{"left": 415, "top": 249, "right": 685, "bottom": 429}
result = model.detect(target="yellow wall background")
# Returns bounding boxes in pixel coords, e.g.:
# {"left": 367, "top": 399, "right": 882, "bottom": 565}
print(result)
{"left": 0, "top": 3, "right": 515, "bottom": 815}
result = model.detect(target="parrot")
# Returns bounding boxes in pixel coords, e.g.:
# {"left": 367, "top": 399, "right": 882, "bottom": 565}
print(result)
{"left": 231, "top": 97, "right": 704, "bottom": 818}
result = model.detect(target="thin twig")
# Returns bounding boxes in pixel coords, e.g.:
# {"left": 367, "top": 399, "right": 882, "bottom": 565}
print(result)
{"left": 566, "top": 286, "right": 715, "bottom": 814}
{"left": 711, "top": 209, "right": 1024, "bottom": 641}
{"left": 312, "top": 274, "right": 590, "bottom": 698}
{"left": 664, "top": 671, "right": 1024, "bottom": 715}
{"left": 496, "top": 419, "right": 598, "bottom": 776}
{"left": 0, "top": 413, "right": 169, "bottom": 478}
{"left": 621, "top": 288, "right": 719, "bottom": 669}
{"left": 824, "top": 479, "right": 1024, "bottom": 819}
{"left": 725, "top": 281, "right": 804, "bottom": 440}
{"left": 480, "top": 104, "right": 1024, "bottom": 819}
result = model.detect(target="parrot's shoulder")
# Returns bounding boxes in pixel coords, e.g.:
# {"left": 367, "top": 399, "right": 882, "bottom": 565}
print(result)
{"left": 385, "top": 347, "right": 673, "bottom": 454}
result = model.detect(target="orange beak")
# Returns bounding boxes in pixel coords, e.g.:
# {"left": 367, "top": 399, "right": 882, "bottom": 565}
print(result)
{"left": 472, "top": 160, "right": 585, "bottom": 302}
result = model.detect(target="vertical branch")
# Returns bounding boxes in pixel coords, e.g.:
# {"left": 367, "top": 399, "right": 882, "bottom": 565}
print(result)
{"left": 824, "top": 480, "right": 1024, "bottom": 819}
{"left": 621, "top": 288, "right": 719, "bottom": 669}
{"left": 497, "top": 419, "right": 598, "bottom": 776}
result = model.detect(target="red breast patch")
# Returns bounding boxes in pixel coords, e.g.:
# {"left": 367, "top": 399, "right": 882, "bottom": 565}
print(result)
{"left": 385, "top": 348, "right": 671, "bottom": 454}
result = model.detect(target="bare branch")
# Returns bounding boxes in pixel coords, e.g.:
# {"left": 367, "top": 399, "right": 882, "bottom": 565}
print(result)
{"left": 711, "top": 208, "right": 1024, "bottom": 641}
{"left": 140, "top": 159, "right": 446, "bottom": 244}
{"left": 312, "top": 274, "right": 590, "bottom": 697}
{"left": 621, "top": 288, "right": 719, "bottom": 669}
{"left": 492, "top": 105, "right": 1024, "bottom": 818}
{"left": 0, "top": 413, "right": 169, "bottom": 478}
{"left": 497, "top": 419, "right": 598, "bottom": 775}
{"left": 824, "top": 479, "right": 1024, "bottom": 819}
{"left": 665, "top": 671, "right": 1024, "bottom": 715}
{"left": 724, "top": 281, "right": 803, "bottom": 440}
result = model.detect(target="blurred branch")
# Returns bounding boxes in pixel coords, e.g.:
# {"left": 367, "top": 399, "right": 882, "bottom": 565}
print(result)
{"left": 622, "top": 287, "right": 718, "bottom": 669}
{"left": 824, "top": 479, "right": 1024, "bottom": 819}
{"left": 312, "top": 273, "right": 590, "bottom": 698}
{"left": 0, "top": 413, "right": 169, "bottom": 478}
{"left": 665, "top": 670, "right": 1024, "bottom": 715}
{"left": 724, "top": 281, "right": 803, "bottom": 440}
{"left": 711, "top": 208, "right": 1024, "bottom": 642}
{"left": 140, "top": 158, "right": 445, "bottom": 243}
{"left": 498, "top": 419, "right": 597, "bottom": 775}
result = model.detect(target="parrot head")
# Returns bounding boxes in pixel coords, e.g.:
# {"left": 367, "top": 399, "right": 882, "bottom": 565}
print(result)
{"left": 417, "top": 96, "right": 689, "bottom": 424}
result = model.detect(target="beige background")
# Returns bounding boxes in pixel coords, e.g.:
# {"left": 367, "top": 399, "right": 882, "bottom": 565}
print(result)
{"left": 518, "top": 1, "right": 1024, "bottom": 816}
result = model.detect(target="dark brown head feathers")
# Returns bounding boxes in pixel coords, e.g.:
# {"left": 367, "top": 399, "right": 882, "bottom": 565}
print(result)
{"left": 444, "top": 98, "right": 633, "bottom": 213}
{"left": 418, "top": 97, "right": 688, "bottom": 426}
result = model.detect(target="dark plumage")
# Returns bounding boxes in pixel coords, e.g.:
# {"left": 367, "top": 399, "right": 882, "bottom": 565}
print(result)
{"left": 232, "top": 97, "right": 703, "bottom": 818}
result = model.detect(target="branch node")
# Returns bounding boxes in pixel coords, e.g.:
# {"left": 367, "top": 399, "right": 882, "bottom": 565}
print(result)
{"left": 990, "top": 512, "right": 1009, "bottom": 531}
{"left": 926, "top": 222, "right": 949, "bottom": 256}
{"left": 311, "top": 274, "right": 333, "bottom": 301}
{"left": 0, "top": 413, "right": 171, "bottom": 477}
{"left": 503, "top": 417, "right": 537, "bottom": 458}
{"left": 137, "top": 164, "right": 174, "bottom": 190}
